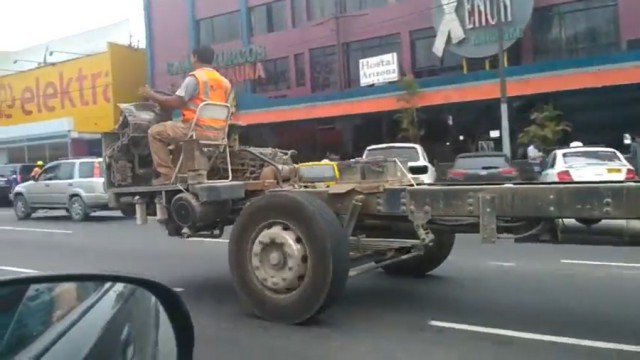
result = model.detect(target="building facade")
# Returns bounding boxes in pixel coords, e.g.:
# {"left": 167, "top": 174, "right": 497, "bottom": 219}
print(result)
{"left": 0, "top": 43, "right": 146, "bottom": 164}
{"left": 146, "top": 0, "right": 640, "bottom": 161}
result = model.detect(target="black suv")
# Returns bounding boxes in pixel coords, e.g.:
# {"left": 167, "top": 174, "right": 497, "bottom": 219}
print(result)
{"left": 0, "top": 164, "right": 36, "bottom": 204}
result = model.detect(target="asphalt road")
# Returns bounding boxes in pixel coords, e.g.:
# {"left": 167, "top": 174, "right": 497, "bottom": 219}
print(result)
{"left": 0, "top": 208, "right": 639, "bottom": 359}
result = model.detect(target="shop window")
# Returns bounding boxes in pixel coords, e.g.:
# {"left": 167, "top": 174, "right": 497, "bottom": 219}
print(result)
{"left": 255, "top": 57, "right": 291, "bottom": 93}
{"left": 345, "top": 34, "right": 402, "bottom": 88}
{"left": 198, "top": 11, "right": 241, "bottom": 45}
{"left": 410, "top": 28, "right": 463, "bottom": 79}
{"left": 47, "top": 142, "right": 69, "bottom": 161}
{"left": 7, "top": 146, "right": 26, "bottom": 163}
{"left": 251, "top": 1, "right": 287, "bottom": 36}
{"left": 342, "top": 0, "right": 402, "bottom": 13}
{"left": 291, "top": 0, "right": 305, "bottom": 27}
{"left": 532, "top": 0, "right": 620, "bottom": 62}
{"left": 310, "top": 45, "right": 339, "bottom": 93}
{"left": 307, "top": 0, "right": 335, "bottom": 21}
{"left": 294, "top": 53, "right": 306, "bottom": 87}
{"left": 26, "top": 144, "right": 47, "bottom": 164}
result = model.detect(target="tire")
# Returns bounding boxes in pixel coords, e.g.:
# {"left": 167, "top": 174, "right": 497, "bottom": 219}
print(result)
{"left": 381, "top": 231, "right": 455, "bottom": 278}
{"left": 120, "top": 204, "right": 136, "bottom": 218}
{"left": 228, "top": 191, "right": 349, "bottom": 324}
{"left": 13, "top": 195, "right": 32, "bottom": 220}
{"left": 68, "top": 196, "right": 90, "bottom": 222}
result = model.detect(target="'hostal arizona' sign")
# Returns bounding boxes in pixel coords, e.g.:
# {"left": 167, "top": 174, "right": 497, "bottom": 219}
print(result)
{"left": 431, "top": 0, "right": 534, "bottom": 58}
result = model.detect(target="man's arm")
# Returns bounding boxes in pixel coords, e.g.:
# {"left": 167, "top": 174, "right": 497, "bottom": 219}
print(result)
{"left": 141, "top": 76, "right": 198, "bottom": 109}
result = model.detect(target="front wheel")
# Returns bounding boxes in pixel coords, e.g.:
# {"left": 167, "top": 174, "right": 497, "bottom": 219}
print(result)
{"left": 228, "top": 191, "right": 350, "bottom": 324}
{"left": 13, "top": 195, "right": 32, "bottom": 220}
{"left": 381, "top": 231, "right": 455, "bottom": 278}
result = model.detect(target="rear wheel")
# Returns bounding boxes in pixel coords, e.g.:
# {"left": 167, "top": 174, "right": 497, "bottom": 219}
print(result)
{"left": 381, "top": 231, "right": 455, "bottom": 278}
{"left": 68, "top": 196, "right": 90, "bottom": 222}
{"left": 228, "top": 191, "right": 349, "bottom": 324}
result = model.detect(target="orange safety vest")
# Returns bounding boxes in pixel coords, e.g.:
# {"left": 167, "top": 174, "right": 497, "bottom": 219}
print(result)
{"left": 181, "top": 67, "right": 233, "bottom": 134}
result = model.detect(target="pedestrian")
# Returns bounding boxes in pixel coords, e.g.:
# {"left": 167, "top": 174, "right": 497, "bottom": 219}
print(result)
{"left": 30, "top": 161, "right": 44, "bottom": 181}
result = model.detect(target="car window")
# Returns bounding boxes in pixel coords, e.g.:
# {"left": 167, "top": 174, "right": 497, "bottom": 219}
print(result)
{"left": 547, "top": 152, "right": 557, "bottom": 169}
{"left": 453, "top": 156, "right": 509, "bottom": 170}
{"left": 38, "top": 164, "right": 60, "bottom": 181}
{"left": 56, "top": 163, "right": 76, "bottom": 181}
{"left": 364, "top": 147, "right": 420, "bottom": 162}
{"left": 0, "top": 282, "right": 106, "bottom": 359}
{"left": 562, "top": 150, "right": 623, "bottom": 165}
{"left": 77, "top": 161, "right": 103, "bottom": 179}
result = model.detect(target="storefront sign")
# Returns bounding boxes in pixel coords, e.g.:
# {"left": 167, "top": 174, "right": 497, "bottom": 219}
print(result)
{"left": 0, "top": 53, "right": 113, "bottom": 124}
{"left": 359, "top": 53, "right": 400, "bottom": 87}
{"left": 431, "top": 0, "right": 534, "bottom": 58}
{"left": 167, "top": 45, "right": 267, "bottom": 81}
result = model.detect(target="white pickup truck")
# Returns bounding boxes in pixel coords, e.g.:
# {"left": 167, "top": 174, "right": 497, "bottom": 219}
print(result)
{"left": 363, "top": 143, "right": 437, "bottom": 184}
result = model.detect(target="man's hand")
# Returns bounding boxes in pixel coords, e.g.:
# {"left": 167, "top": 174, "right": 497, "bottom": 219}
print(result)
{"left": 138, "top": 85, "right": 156, "bottom": 99}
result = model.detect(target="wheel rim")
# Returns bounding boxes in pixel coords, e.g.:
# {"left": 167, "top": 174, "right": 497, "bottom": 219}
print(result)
{"left": 250, "top": 223, "right": 308, "bottom": 295}
{"left": 71, "top": 199, "right": 83, "bottom": 218}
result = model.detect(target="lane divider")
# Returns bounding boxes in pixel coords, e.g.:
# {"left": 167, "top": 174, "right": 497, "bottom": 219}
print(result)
{"left": 0, "top": 226, "right": 72, "bottom": 234}
{"left": 428, "top": 320, "right": 640, "bottom": 352}
{"left": 561, "top": 260, "right": 640, "bottom": 268}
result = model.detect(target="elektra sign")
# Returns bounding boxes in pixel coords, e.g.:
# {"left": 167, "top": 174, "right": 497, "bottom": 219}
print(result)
{"left": 431, "top": 0, "right": 534, "bottom": 58}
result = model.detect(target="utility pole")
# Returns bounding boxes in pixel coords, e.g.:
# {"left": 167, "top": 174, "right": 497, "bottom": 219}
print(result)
{"left": 496, "top": 6, "right": 511, "bottom": 157}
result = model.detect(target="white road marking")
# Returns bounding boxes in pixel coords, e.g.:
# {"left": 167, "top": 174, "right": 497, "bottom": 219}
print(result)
{"left": 488, "top": 261, "right": 516, "bottom": 266}
{"left": 0, "top": 226, "right": 72, "bottom": 234}
{"left": 428, "top": 320, "right": 640, "bottom": 352}
{"left": 561, "top": 260, "right": 640, "bottom": 268}
{"left": 0, "top": 266, "right": 39, "bottom": 273}
{"left": 185, "top": 237, "right": 229, "bottom": 243}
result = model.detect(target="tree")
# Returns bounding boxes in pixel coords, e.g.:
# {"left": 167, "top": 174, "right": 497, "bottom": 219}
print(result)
{"left": 517, "top": 104, "right": 571, "bottom": 151}
{"left": 394, "top": 75, "right": 424, "bottom": 144}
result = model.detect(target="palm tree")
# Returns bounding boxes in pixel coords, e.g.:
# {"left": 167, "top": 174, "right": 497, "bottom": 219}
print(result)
{"left": 394, "top": 75, "right": 424, "bottom": 144}
{"left": 517, "top": 104, "right": 571, "bottom": 152}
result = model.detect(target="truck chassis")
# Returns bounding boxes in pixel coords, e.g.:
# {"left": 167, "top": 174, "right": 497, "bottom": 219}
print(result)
{"left": 104, "top": 102, "right": 640, "bottom": 324}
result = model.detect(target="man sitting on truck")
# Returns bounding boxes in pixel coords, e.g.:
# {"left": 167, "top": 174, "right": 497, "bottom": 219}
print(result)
{"left": 138, "top": 46, "right": 233, "bottom": 185}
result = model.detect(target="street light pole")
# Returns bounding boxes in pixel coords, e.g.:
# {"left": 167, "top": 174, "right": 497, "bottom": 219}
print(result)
{"left": 496, "top": 7, "right": 511, "bottom": 157}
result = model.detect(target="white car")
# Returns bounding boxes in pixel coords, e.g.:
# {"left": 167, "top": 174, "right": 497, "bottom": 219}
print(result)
{"left": 363, "top": 143, "right": 437, "bottom": 184}
{"left": 539, "top": 146, "right": 636, "bottom": 182}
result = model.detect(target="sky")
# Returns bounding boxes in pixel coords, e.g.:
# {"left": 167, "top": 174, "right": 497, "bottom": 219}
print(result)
{"left": 0, "top": 0, "right": 145, "bottom": 51}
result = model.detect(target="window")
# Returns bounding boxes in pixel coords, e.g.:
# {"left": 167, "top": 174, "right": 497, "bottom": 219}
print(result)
{"left": 343, "top": 0, "right": 395, "bottom": 13}
{"left": 251, "top": 1, "right": 287, "bottom": 36}
{"left": 532, "top": 0, "right": 620, "bottom": 61}
{"left": 410, "top": 28, "right": 463, "bottom": 79}
{"left": 78, "top": 161, "right": 103, "bottom": 179}
{"left": 294, "top": 53, "right": 306, "bottom": 87}
{"left": 57, "top": 162, "right": 76, "bottom": 180}
{"left": 291, "top": 0, "right": 305, "bottom": 27}
{"left": 39, "top": 163, "right": 60, "bottom": 181}
{"left": 307, "top": 0, "right": 335, "bottom": 21}
{"left": 345, "top": 34, "right": 401, "bottom": 87}
{"left": 255, "top": 57, "right": 291, "bottom": 93}
{"left": 198, "top": 12, "right": 241, "bottom": 45}
{"left": 309, "top": 46, "right": 339, "bottom": 92}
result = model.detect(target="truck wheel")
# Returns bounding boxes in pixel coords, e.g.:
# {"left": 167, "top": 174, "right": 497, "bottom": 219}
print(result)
{"left": 382, "top": 231, "right": 455, "bottom": 278}
{"left": 229, "top": 191, "right": 349, "bottom": 324}
{"left": 120, "top": 204, "right": 136, "bottom": 218}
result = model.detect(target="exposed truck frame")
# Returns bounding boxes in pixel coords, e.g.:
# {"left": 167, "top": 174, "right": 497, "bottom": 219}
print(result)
{"left": 104, "top": 102, "right": 640, "bottom": 325}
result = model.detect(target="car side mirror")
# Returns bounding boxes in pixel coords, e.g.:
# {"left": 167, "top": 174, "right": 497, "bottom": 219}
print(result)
{"left": 0, "top": 273, "right": 194, "bottom": 359}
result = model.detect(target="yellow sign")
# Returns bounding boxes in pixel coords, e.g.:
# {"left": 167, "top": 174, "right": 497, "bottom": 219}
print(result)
{"left": 0, "top": 43, "right": 146, "bottom": 133}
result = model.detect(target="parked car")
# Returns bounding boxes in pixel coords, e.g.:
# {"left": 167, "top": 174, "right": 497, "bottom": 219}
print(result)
{"left": 539, "top": 146, "right": 636, "bottom": 182}
{"left": 363, "top": 143, "right": 437, "bottom": 184}
{"left": 11, "top": 158, "right": 113, "bottom": 221}
{"left": 0, "top": 163, "right": 36, "bottom": 204}
{"left": 446, "top": 152, "right": 520, "bottom": 183}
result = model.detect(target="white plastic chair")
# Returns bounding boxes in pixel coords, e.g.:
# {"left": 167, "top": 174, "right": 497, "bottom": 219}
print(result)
{"left": 171, "top": 101, "right": 233, "bottom": 184}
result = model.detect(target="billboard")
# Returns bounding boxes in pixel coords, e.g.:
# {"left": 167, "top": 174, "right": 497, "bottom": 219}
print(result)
{"left": 431, "top": 0, "right": 534, "bottom": 58}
